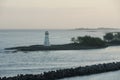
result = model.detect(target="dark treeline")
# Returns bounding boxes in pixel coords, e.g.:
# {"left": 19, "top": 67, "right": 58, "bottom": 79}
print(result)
{"left": 1, "top": 62, "right": 120, "bottom": 80}
{"left": 71, "top": 36, "right": 106, "bottom": 47}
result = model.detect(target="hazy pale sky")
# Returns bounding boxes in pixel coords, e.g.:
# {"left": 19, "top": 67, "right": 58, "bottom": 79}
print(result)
{"left": 0, "top": 0, "right": 120, "bottom": 29}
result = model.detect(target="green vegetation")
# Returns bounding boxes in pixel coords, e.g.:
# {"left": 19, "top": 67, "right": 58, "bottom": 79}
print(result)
{"left": 71, "top": 36, "right": 106, "bottom": 47}
{"left": 103, "top": 33, "right": 114, "bottom": 42}
{"left": 104, "top": 32, "right": 120, "bottom": 42}
{"left": 71, "top": 32, "right": 120, "bottom": 47}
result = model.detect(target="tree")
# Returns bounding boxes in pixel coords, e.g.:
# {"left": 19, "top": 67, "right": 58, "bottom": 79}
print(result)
{"left": 114, "top": 32, "right": 120, "bottom": 40}
{"left": 71, "top": 36, "right": 106, "bottom": 47}
{"left": 103, "top": 33, "right": 114, "bottom": 42}
{"left": 80, "top": 36, "right": 105, "bottom": 46}
{"left": 77, "top": 37, "right": 83, "bottom": 43}
{"left": 71, "top": 37, "right": 76, "bottom": 43}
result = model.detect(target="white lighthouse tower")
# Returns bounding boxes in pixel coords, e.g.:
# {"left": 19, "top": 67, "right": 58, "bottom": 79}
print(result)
{"left": 44, "top": 31, "right": 50, "bottom": 46}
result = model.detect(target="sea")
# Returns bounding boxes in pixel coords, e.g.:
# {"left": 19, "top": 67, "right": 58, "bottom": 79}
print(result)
{"left": 0, "top": 29, "right": 120, "bottom": 80}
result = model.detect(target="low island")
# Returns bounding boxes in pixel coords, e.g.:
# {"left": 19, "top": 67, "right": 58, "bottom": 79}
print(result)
{"left": 5, "top": 32, "right": 120, "bottom": 52}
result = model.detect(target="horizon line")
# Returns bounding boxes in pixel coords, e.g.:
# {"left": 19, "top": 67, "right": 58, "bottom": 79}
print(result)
{"left": 0, "top": 27, "right": 120, "bottom": 30}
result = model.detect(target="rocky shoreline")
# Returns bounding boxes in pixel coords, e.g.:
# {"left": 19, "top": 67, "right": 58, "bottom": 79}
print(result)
{"left": 5, "top": 43, "right": 107, "bottom": 52}
{"left": 1, "top": 62, "right": 120, "bottom": 80}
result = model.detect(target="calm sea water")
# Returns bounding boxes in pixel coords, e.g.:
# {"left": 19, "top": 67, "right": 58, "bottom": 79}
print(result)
{"left": 1, "top": 29, "right": 120, "bottom": 80}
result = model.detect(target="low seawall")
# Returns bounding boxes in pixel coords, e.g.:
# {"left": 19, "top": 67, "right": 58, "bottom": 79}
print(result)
{"left": 1, "top": 62, "right": 120, "bottom": 80}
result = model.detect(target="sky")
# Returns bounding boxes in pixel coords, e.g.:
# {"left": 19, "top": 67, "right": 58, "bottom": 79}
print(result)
{"left": 0, "top": 0, "right": 120, "bottom": 29}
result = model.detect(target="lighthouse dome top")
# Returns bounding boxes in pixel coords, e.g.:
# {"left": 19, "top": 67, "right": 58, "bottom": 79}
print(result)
{"left": 45, "top": 31, "right": 49, "bottom": 35}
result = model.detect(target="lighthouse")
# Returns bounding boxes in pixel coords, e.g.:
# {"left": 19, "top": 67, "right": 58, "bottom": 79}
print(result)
{"left": 44, "top": 31, "right": 50, "bottom": 46}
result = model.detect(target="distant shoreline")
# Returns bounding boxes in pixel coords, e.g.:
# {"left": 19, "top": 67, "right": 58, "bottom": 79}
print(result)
{"left": 75, "top": 28, "right": 120, "bottom": 30}
{"left": 0, "top": 27, "right": 120, "bottom": 31}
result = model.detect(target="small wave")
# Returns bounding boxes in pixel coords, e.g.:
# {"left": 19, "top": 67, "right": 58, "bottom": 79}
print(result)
{"left": 1, "top": 49, "right": 18, "bottom": 54}
{"left": 0, "top": 49, "right": 5, "bottom": 53}
{"left": 0, "top": 66, "right": 65, "bottom": 71}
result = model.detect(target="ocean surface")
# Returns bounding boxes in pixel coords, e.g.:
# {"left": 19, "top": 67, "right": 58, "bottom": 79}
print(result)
{"left": 1, "top": 29, "right": 120, "bottom": 80}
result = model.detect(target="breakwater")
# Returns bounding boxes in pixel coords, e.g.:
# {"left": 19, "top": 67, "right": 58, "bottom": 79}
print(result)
{"left": 1, "top": 62, "right": 120, "bottom": 80}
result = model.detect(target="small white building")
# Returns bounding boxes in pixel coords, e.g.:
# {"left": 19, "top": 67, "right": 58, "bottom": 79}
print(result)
{"left": 44, "top": 31, "right": 50, "bottom": 46}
